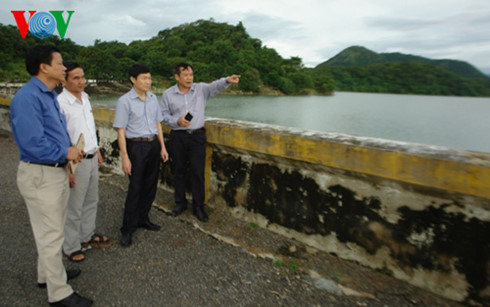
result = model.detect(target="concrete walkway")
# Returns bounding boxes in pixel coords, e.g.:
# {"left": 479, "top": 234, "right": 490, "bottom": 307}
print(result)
{"left": 0, "top": 129, "right": 461, "bottom": 306}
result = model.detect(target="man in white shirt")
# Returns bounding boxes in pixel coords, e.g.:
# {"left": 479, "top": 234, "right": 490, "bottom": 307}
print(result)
{"left": 58, "top": 61, "right": 108, "bottom": 262}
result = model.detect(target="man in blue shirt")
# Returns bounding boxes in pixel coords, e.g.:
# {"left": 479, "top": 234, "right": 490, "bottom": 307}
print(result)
{"left": 161, "top": 63, "right": 240, "bottom": 222}
{"left": 10, "top": 45, "right": 92, "bottom": 306}
{"left": 113, "top": 64, "right": 168, "bottom": 247}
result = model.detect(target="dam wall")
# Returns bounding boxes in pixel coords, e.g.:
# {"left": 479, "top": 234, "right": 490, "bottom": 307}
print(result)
{"left": 1, "top": 98, "right": 489, "bottom": 303}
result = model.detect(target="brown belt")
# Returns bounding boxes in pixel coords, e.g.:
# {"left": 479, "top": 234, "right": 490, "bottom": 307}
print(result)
{"left": 172, "top": 128, "right": 205, "bottom": 135}
{"left": 127, "top": 136, "right": 157, "bottom": 142}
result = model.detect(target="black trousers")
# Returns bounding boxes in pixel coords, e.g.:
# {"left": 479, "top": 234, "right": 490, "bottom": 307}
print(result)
{"left": 169, "top": 131, "right": 206, "bottom": 209}
{"left": 121, "top": 138, "right": 161, "bottom": 234}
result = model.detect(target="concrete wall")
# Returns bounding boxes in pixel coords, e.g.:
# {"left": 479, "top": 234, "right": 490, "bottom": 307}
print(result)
{"left": 0, "top": 83, "right": 23, "bottom": 97}
{"left": 2, "top": 98, "right": 489, "bottom": 303}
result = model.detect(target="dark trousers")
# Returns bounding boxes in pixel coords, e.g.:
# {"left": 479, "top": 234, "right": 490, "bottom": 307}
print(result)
{"left": 121, "top": 139, "right": 161, "bottom": 234}
{"left": 169, "top": 131, "right": 206, "bottom": 209}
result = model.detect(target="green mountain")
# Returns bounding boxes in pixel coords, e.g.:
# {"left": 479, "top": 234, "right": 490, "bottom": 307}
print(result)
{"left": 317, "top": 46, "right": 486, "bottom": 79}
{"left": 1, "top": 21, "right": 488, "bottom": 97}
{"left": 0, "top": 20, "right": 332, "bottom": 95}
{"left": 316, "top": 62, "right": 490, "bottom": 96}
{"left": 314, "top": 46, "right": 490, "bottom": 96}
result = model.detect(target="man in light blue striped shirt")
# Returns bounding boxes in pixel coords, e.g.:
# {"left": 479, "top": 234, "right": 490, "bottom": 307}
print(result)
{"left": 161, "top": 62, "right": 240, "bottom": 222}
{"left": 113, "top": 63, "right": 168, "bottom": 247}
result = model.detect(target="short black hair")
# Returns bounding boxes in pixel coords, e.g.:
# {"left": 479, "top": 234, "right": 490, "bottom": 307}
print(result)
{"left": 128, "top": 63, "right": 151, "bottom": 84}
{"left": 173, "top": 62, "right": 193, "bottom": 76}
{"left": 25, "top": 45, "right": 61, "bottom": 76}
{"left": 63, "top": 61, "right": 81, "bottom": 80}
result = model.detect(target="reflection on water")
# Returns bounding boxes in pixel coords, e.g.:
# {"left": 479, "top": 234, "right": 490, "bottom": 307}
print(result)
{"left": 91, "top": 92, "right": 490, "bottom": 153}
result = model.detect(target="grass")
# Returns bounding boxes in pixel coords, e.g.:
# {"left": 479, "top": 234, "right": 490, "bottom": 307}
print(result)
{"left": 288, "top": 261, "right": 299, "bottom": 274}
{"left": 274, "top": 259, "right": 300, "bottom": 275}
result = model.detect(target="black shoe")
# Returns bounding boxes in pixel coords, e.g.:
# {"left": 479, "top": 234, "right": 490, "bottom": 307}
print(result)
{"left": 120, "top": 232, "right": 132, "bottom": 247}
{"left": 49, "top": 292, "right": 93, "bottom": 307}
{"left": 171, "top": 204, "right": 187, "bottom": 217}
{"left": 38, "top": 269, "right": 81, "bottom": 288}
{"left": 138, "top": 221, "right": 161, "bottom": 231}
{"left": 194, "top": 207, "right": 209, "bottom": 222}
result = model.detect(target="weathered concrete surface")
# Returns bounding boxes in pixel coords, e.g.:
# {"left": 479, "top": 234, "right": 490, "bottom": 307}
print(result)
{"left": 2, "top": 98, "right": 489, "bottom": 304}
{"left": 202, "top": 119, "right": 490, "bottom": 303}
{"left": 0, "top": 129, "right": 464, "bottom": 306}
{"left": 0, "top": 83, "right": 23, "bottom": 97}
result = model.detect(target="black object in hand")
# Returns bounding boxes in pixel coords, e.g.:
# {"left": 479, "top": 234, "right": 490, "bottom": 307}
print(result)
{"left": 185, "top": 112, "right": 193, "bottom": 121}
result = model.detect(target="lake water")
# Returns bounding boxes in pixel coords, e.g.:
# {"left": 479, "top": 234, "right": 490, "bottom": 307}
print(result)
{"left": 91, "top": 92, "right": 490, "bottom": 154}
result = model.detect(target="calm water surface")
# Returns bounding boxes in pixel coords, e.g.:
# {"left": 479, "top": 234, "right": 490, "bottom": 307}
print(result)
{"left": 91, "top": 92, "right": 490, "bottom": 153}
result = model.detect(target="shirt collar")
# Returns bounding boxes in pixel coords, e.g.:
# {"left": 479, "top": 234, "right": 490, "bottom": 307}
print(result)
{"left": 129, "top": 87, "right": 153, "bottom": 101}
{"left": 31, "top": 76, "right": 54, "bottom": 94}
{"left": 61, "top": 88, "right": 86, "bottom": 105}
{"left": 172, "top": 83, "right": 195, "bottom": 95}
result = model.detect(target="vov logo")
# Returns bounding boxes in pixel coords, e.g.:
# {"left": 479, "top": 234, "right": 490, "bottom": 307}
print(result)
{"left": 11, "top": 10, "right": 74, "bottom": 39}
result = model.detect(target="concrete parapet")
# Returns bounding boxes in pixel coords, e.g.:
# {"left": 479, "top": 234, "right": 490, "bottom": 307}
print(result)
{"left": 1, "top": 99, "right": 489, "bottom": 304}
{"left": 203, "top": 119, "right": 490, "bottom": 303}
{"left": 0, "top": 83, "right": 24, "bottom": 97}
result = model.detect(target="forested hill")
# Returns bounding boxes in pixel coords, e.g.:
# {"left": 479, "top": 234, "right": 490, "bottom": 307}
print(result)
{"left": 316, "top": 46, "right": 490, "bottom": 96}
{"left": 0, "top": 20, "right": 332, "bottom": 95}
{"left": 318, "top": 46, "right": 486, "bottom": 79}
{"left": 0, "top": 20, "right": 489, "bottom": 96}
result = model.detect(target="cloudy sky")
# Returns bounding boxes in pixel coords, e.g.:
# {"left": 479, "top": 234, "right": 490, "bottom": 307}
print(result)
{"left": 2, "top": 0, "right": 489, "bottom": 74}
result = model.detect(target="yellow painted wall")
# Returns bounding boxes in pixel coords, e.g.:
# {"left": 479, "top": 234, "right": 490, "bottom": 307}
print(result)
{"left": 3, "top": 99, "right": 490, "bottom": 200}
{"left": 204, "top": 121, "right": 490, "bottom": 200}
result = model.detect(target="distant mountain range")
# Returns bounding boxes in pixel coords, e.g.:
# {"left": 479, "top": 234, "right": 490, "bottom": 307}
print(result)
{"left": 317, "top": 46, "right": 487, "bottom": 79}
{"left": 314, "top": 46, "right": 490, "bottom": 96}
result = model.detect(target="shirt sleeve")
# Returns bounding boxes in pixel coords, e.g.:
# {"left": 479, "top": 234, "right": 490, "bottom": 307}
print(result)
{"left": 10, "top": 92, "right": 68, "bottom": 163}
{"left": 155, "top": 96, "right": 164, "bottom": 123}
{"left": 202, "top": 78, "right": 229, "bottom": 100}
{"left": 161, "top": 91, "right": 180, "bottom": 129}
{"left": 57, "top": 92, "right": 75, "bottom": 143}
{"left": 113, "top": 96, "right": 129, "bottom": 129}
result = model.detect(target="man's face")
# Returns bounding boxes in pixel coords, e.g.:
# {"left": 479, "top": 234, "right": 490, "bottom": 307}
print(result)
{"left": 175, "top": 67, "right": 194, "bottom": 90}
{"left": 131, "top": 72, "right": 152, "bottom": 92}
{"left": 64, "top": 67, "right": 86, "bottom": 95}
{"left": 45, "top": 52, "right": 66, "bottom": 83}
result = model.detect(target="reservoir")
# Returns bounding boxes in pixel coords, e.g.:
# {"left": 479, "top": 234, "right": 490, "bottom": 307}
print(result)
{"left": 91, "top": 92, "right": 490, "bottom": 154}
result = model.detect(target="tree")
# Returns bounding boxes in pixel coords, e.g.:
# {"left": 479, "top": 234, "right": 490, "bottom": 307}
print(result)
{"left": 126, "top": 40, "right": 147, "bottom": 61}
{"left": 239, "top": 69, "right": 261, "bottom": 93}
{"left": 78, "top": 47, "right": 120, "bottom": 81}
{"left": 278, "top": 77, "right": 296, "bottom": 95}
{"left": 307, "top": 69, "right": 335, "bottom": 93}
{"left": 141, "top": 44, "right": 172, "bottom": 77}
{"left": 3, "top": 19, "right": 486, "bottom": 96}
{"left": 287, "top": 72, "right": 313, "bottom": 93}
